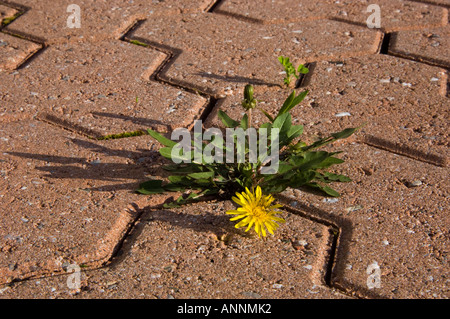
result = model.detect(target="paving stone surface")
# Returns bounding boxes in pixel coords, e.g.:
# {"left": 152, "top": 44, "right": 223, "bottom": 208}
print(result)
{"left": 0, "top": 32, "right": 41, "bottom": 71}
{"left": 128, "top": 13, "right": 381, "bottom": 97}
{"left": 389, "top": 24, "right": 450, "bottom": 68}
{"left": 0, "top": 4, "right": 17, "bottom": 21}
{"left": 0, "top": 39, "right": 207, "bottom": 134}
{"left": 207, "top": 55, "right": 449, "bottom": 167}
{"left": 280, "top": 143, "right": 449, "bottom": 298}
{"left": 214, "top": 0, "right": 448, "bottom": 32}
{"left": 0, "top": 201, "right": 349, "bottom": 299}
{"left": 0, "top": 0, "right": 448, "bottom": 300}
{"left": 4, "top": 0, "right": 216, "bottom": 42}
{"left": 0, "top": 120, "right": 162, "bottom": 284}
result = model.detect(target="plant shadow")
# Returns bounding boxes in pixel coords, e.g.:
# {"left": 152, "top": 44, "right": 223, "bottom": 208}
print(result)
{"left": 7, "top": 137, "right": 169, "bottom": 193}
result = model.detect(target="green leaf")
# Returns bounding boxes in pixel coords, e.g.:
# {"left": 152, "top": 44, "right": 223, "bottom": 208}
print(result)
{"left": 137, "top": 180, "right": 164, "bottom": 195}
{"left": 147, "top": 129, "right": 176, "bottom": 147}
{"left": 287, "top": 124, "right": 303, "bottom": 139}
{"left": 320, "top": 185, "right": 341, "bottom": 197}
{"left": 240, "top": 113, "right": 249, "bottom": 130}
{"left": 260, "top": 109, "right": 275, "bottom": 123}
{"left": 188, "top": 171, "right": 215, "bottom": 180}
{"left": 272, "top": 112, "right": 291, "bottom": 132}
{"left": 331, "top": 127, "right": 358, "bottom": 140}
{"left": 277, "top": 90, "right": 308, "bottom": 118}
{"left": 322, "top": 172, "right": 352, "bottom": 182}
{"left": 278, "top": 91, "right": 296, "bottom": 116}
{"left": 307, "top": 183, "right": 341, "bottom": 197}
{"left": 297, "top": 64, "right": 309, "bottom": 74}
{"left": 218, "top": 110, "right": 240, "bottom": 128}
{"left": 159, "top": 146, "right": 174, "bottom": 159}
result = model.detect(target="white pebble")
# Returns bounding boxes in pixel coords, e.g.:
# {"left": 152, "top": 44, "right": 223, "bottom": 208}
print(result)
{"left": 335, "top": 112, "right": 351, "bottom": 117}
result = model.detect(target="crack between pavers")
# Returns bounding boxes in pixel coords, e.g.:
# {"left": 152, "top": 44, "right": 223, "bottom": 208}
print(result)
{"left": 120, "top": 19, "right": 219, "bottom": 130}
{"left": 361, "top": 135, "right": 447, "bottom": 167}
{"left": 277, "top": 195, "right": 389, "bottom": 299}
{"left": 0, "top": 1, "right": 46, "bottom": 70}
{"left": 0, "top": 204, "right": 141, "bottom": 286}
{"left": 407, "top": 0, "right": 450, "bottom": 9}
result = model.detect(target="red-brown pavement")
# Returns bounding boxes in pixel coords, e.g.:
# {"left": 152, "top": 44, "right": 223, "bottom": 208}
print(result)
{"left": 0, "top": 0, "right": 448, "bottom": 299}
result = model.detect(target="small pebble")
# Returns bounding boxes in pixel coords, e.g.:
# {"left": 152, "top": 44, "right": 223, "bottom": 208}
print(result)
{"left": 272, "top": 284, "right": 283, "bottom": 289}
{"left": 335, "top": 112, "right": 351, "bottom": 117}
{"left": 323, "top": 198, "right": 339, "bottom": 203}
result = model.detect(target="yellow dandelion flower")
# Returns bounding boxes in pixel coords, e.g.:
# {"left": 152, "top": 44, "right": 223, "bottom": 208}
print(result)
{"left": 226, "top": 186, "right": 285, "bottom": 238}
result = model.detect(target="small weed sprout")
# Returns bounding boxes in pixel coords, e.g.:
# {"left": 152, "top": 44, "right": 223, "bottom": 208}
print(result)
{"left": 278, "top": 56, "right": 309, "bottom": 87}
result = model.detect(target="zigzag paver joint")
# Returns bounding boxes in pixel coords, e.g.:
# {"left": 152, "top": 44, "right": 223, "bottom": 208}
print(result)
{"left": 0, "top": 0, "right": 448, "bottom": 299}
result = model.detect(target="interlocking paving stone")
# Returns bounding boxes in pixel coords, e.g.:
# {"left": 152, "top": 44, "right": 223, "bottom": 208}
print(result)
{"left": 0, "top": 40, "right": 207, "bottom": 134}
{"left": 0, "top": 201, "right": 349, "bottom": 299}
{"left": 0, "top": 0, "right": 448, "bottom": 300}
{"left": 389, "top": 25, "right": 450, "bottom": 68}
{"left": 0, "top": 32, "right": 41, "bottom": 71}
{"left": 207, "top": 55, "right": 449, "bottom": 166}
{"left": 214, "top": 0, "right": 448, "bottom": 32}
{"left": 0, "top": 120, "right": 164, "bottom": 284}
{"left": 281, "top": 143, "right": 449, "bottom": 298}
{"left": 129, "top": 13, "right": 381, "bottom": 97}
{"left": 5, "top": 0, "right": 215, "bottom": 42}
{"left": 410, "top": 0, "right": 450, "bottom": 6}
{"left": 0, "top": 4, "right": 41, "bottom": 71}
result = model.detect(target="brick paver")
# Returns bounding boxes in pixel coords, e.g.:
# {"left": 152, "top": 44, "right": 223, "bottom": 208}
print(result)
{"left": 128, "top": 13, "right": 381, "bottom": 97}
{"left": 0, "top": 201, "right": 349, "bottom": 299}
{"left": 0, "top": 39, "right": 207, "bottom": 134}
{"left": 0, "top": 0, "right": 448, "bottom": 300}
{"left": 208, "top": 55, "right": 448, "bottom": 166}
{"left": 214, "top": 0, "right": 447, "bottom": 31}
{"left": 0, "top": 120, "right": 162, "bottom": 284}
{"left": 389, "top": 24, "right": 450, "bottom": 68}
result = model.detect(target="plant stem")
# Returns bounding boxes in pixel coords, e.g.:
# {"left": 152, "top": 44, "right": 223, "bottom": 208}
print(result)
{"left": 248, "top": 108, "right": 252, "bottom": 128}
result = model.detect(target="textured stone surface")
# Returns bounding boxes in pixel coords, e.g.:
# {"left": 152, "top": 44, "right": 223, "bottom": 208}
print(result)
{"left": 0, "top": 0, "right": 448, "bottom": 300}
{"left": 0, "top": 201, "right": 348, "bottom": 299}
{"left": 281, "top": 143, "right": 449, "bottom": 298}
{"left": 214, "top": 0, "right": 448, "bottom": 32}
{"left": 0, "top": 33, "right": 41, "bottom": 71}
{"left": 208, "top": 55, "right": 449, "bottom": 166}
{"left": 129, "top": 13, "right": 381, "bottom": 97}
{"left": 5, "top": 0, "right": 216, "bottom": 42}
{"left": 0, "top": 120, "right": 162, "bottom": 284}
{"left": 0, "top": 39, "right": 207, "bottom": 134}
{"left": 0, "top": 4, "right": 17, "bottom": 21}
{"left": 389, "top": 25, "right": 450, "bottom": 68}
